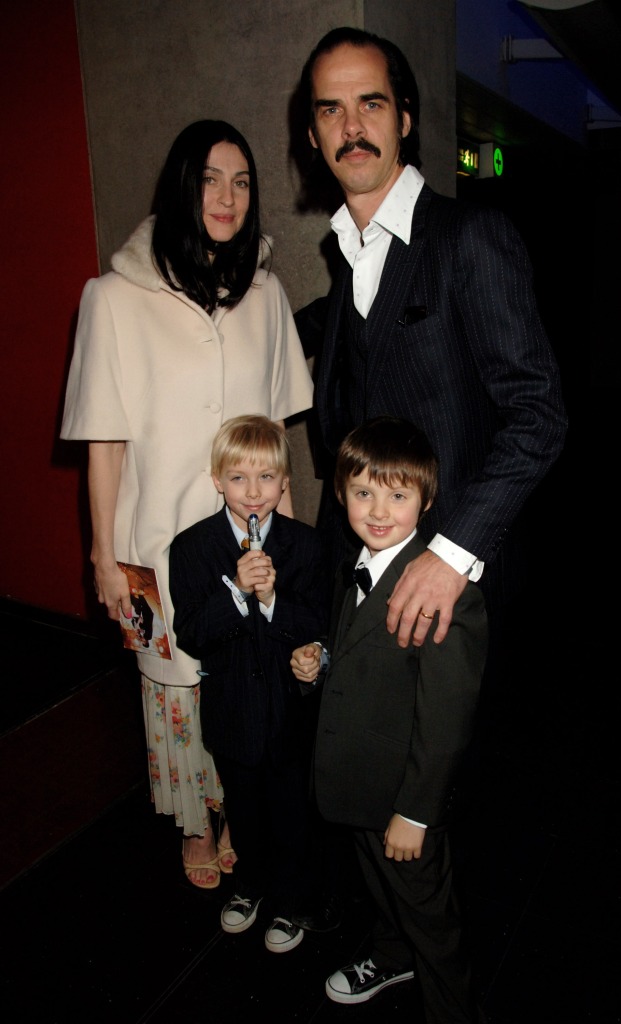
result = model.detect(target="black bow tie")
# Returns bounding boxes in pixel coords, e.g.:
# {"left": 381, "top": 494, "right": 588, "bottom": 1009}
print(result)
{"left": 342, "top": 562, "right": 373, "bottom": 596}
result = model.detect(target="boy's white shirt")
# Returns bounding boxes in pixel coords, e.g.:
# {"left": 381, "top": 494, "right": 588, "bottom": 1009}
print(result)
{"left": 354, "top": 529, "right": 417, "bottom": 604}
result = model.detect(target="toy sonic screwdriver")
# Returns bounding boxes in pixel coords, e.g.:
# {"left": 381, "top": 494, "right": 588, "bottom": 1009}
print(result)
{"left": 248, "top": 513, "right": 262, "bottom": 550}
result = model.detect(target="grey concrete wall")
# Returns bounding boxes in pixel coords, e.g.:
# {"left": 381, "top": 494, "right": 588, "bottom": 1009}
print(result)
{"left": 366, "top": 0, "right": 456, "bottom": 196}
{"left": 75, "top": 0, "right": 456, "bottom": 525}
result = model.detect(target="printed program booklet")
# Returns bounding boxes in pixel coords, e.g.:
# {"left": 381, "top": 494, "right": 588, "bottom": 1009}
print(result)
{"left": 117, "top": 562, "right": 172, "bottom": 660}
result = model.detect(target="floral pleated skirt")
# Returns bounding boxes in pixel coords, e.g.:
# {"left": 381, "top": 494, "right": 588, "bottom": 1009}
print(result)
{"left": 141, "top": 676, "right": 224, "bottom": 837}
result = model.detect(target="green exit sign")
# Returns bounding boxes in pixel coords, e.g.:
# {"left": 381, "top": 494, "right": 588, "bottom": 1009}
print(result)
{"left": 457, "top": 141, "right": 504, "bottom": 179}
{"left": 489, "top": 145, "right": 504, "bottom": 177}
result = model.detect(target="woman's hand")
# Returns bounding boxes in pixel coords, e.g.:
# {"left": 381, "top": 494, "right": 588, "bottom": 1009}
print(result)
{"left": 93, "top": 560, "right": 132, "bottom": 620}
{"left": 88, "top": 441, "right": 130, "bottom": 619}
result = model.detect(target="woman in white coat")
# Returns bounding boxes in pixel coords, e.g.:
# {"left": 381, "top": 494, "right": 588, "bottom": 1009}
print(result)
{"left": 61, "top": 120, "right": 314, "bottom": 888}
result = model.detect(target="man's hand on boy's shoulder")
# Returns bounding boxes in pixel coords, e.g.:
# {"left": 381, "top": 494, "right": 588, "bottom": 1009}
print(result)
{"left": 384, "top": 815, "right": 426, "bottom": 861}
{"left": 386, "top": 550, "right": 468, "bottom": 649}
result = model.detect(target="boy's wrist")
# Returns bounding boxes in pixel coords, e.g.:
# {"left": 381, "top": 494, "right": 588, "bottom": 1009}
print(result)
{"left": 311, "top": 641, "right": 330, "bottom": 672}
{"left": 221, "top": 574, "right": 252, "bottom": 603}
{"left": 234, "top": 578, "right": 254, "bottom": 600}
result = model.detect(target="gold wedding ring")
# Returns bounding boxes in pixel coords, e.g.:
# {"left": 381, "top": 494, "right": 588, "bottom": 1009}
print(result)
{"left": 420, "top": 610, "right": 434, "bottom": 619}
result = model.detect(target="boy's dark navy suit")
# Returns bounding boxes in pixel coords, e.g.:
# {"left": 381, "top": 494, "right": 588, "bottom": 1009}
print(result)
{"left": 170, "top": 506, "right": 327, "bottom": 766}
{"left": 169, "top": 506, "right": 327, "bottom": 918}
{"left": 314, "top": 532, "right": 488, "bottom": 1023}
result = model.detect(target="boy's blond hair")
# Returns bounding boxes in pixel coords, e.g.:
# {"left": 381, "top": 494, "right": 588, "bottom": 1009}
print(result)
{"left": 211, "top": 415, "right": 291, "bottom": 477}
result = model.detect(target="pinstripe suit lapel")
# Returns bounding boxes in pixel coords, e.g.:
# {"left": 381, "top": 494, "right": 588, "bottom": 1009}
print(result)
{"left": 263, "top": 511, "right": 295, "bottom": 565}
{"left": 211, "top": 506, "right": 244, "bottom": 560}
{"left": 365, "top": 185, "right": 433, "bottom": 382}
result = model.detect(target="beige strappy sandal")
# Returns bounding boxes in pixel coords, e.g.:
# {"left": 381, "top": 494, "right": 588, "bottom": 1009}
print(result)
{"left": 216, "top": 840, "right": 237, "bottom": 874}
{"left": 182, "top": 853, "right": 221, "bottom": 889}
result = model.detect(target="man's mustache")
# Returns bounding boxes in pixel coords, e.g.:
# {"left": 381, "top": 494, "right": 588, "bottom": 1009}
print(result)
{"left": 335, "top": 139, "right": 381, "bottom": 161}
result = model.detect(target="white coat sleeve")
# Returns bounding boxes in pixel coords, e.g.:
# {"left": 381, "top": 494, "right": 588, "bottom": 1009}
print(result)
{"left": 60, "top": 277, "right": 132, "bottom": 440}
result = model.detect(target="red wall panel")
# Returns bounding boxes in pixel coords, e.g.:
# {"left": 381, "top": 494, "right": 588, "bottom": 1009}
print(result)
{"left": 0, "top": 1, "right": 99, "bottom": 617}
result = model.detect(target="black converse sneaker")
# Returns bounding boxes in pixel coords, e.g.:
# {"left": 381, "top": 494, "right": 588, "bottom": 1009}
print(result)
{"left": 326, "top": 958, "right": 414, "bottom": 1003}
{"left": 220, "top": 894, "right": 262, "bottom": 934}
{"left": 264, "top": 916, "right": 304, "bottom": 952}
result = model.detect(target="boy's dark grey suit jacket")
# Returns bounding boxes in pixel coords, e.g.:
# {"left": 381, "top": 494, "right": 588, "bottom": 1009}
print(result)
{"left": 314, "top": 532, "right": 488, "bottom": 832}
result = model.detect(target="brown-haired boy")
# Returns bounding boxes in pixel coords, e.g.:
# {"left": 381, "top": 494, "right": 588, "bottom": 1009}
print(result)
{"left": 291, "top": 416, "right": 488, "bottom": 1022}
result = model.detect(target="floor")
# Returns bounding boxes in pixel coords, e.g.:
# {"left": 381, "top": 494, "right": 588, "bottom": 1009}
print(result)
{"left": 0, "top": 504, "right": 618, "bottom": 1024}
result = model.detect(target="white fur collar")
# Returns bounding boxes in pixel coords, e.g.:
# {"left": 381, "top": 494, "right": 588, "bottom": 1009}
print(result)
{"left": 110, "top": 216, "right": 160, "bottom": 290}
{"left": 111, "top": 215, "right": 272, "bottom": 291}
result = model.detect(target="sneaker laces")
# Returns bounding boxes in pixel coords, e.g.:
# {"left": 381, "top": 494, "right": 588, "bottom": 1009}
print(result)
{"left": 228, "top": 895, "right": 252, "bottom": 910}
{"left": 353, "top": 959, "right": 377, "bottom": 982}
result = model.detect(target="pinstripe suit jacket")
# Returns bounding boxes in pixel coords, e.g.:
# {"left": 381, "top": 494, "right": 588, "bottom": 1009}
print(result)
{"left": 315, "top": 184, "right": 568, "bottom": 572}
{"left": 169, "top": 508, "right": 328, "bottom": 766}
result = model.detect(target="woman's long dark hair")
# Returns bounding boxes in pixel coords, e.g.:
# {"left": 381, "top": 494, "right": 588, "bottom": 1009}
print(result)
{"left": 151, "top": 120, "right": 264, "bottom": 313}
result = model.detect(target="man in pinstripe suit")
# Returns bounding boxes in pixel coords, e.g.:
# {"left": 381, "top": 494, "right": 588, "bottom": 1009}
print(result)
{"left": 300, "top": 26, "right": 567, "bottom": 649}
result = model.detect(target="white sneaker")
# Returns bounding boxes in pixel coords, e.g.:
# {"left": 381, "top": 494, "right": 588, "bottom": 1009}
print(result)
{"left": 220, "top": 894, "right": 262, "bottom": 934}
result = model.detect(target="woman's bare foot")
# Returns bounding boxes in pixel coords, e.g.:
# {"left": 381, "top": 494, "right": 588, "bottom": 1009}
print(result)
{"left": 182, "top": 831, "right": 219, "bottom": 888}
{"left": 217, "top": 820, "right": 238, "bottom": 873}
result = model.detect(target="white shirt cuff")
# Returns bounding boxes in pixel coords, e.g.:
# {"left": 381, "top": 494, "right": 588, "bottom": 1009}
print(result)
{"left": 427, "top": 534, "right": 484, "bottom": 582}
{"left": 398, "top": 814, "right": 427, "bottom": 829}
{"left": 259, "top": 596, "right": 275, "bottom": 621}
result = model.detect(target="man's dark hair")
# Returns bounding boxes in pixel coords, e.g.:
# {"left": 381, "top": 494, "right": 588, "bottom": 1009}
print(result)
{"left": 151, "top": 119, "right": 265, "bottom": 313}
{"left": 300, "top": 26, "right": 421, "bottom": 169}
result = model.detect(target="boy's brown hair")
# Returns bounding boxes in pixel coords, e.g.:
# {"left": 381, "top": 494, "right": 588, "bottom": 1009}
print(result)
{"left": 211, "top": 415, "right": 291, "bottom": 477}
{"left": 334, "top": 416, "right": 438, "bottom": 512}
